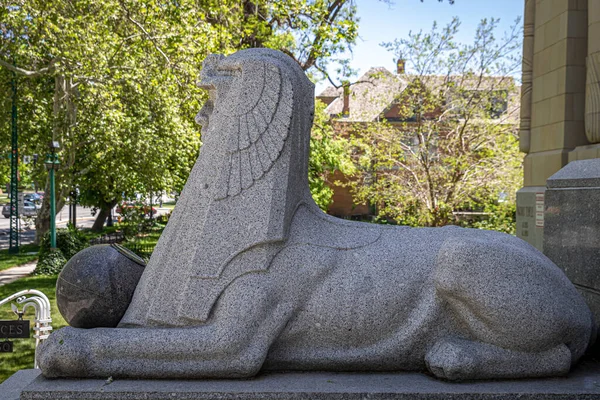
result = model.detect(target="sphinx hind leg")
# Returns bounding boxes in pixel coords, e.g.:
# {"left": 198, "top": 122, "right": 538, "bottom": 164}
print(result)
{"left": 431, "top": 235, "right": 593, "bottom": 379}
{"left": 425, "top": 337, "right": 571, "bottom": 380}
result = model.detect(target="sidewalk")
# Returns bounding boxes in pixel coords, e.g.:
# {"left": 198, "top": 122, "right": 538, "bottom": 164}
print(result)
{"left": 0, "top": 261, "right": 37, "bottom": 286}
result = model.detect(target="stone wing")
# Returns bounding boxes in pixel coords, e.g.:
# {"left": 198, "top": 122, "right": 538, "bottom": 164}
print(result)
{"left": 215, "top": 62, "right": 293, "bottom": 199}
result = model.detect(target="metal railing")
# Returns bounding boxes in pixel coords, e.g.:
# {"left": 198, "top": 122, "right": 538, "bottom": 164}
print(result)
{"left": 0, "top": 289, "right": 52, "bottom": 368}
{"left": 89, "top": 231, "right": 125, "bottom": 245}
{"left": 123, "top": 243, "right": 154, "bottom": 261}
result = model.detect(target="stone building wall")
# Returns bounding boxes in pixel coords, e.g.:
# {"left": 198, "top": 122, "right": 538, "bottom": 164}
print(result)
{"left": 517, "top": 0, "right": 600, "bottom": 250}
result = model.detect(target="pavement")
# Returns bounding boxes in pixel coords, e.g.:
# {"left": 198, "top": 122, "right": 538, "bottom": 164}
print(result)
{"left": 0, "top": 261, "right": 37, "bottom": 286}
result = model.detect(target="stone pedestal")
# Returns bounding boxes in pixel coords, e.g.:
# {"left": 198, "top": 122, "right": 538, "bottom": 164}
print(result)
{"left": 4, "top": 364, "right": 600, "bottom": 400}
{"left": 516, "top": 186, "right": 546, "bottom": 251}
{"left": 544, "top": 159, "right": 600, "bottom": 326}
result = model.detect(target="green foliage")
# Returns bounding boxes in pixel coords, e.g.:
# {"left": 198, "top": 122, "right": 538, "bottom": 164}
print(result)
{"left": 118, "top": 201, "right": 155, "bottom": 239}
{"left": 33, "top": 248, "right": 67, "bottom": 276}
{"left": 121, "top": 221, "right": 164, "bottom": 261}
{"left": 468, "top": 201, "right": 517, "bottom": 235}
{"left": 156, "top": 210, "right": 172, "bottom": 225}
{"left": 39, "top": 226, "right": 88, "bottom": 260}
{"left": 349, "top": 17, "right": 523, "bottom": 228}
{"left": 309, "top": 100, "right": 355, "bottom": 209}
{"left": 1, "top": 0, "right": 360, "bottom": 238}
{"left": 34, "top": 226, "right": 88, "bottom": 275}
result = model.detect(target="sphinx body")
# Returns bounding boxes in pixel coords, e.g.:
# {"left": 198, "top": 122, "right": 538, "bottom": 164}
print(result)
{"left": 38, "top": 49, "right": 595, "bottom": 381}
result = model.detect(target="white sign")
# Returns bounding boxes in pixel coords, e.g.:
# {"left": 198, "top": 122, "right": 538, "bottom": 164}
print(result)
{"left": 535, "top": 192, "right": 544, "bottom": 228}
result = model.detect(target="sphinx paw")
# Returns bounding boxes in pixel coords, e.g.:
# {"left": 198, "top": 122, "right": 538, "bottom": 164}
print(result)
{"left": 425, "top": 337, "right": 477, "bottom": 381}
{"left": 38, "top": 327, "right": 90, "bottom": 378}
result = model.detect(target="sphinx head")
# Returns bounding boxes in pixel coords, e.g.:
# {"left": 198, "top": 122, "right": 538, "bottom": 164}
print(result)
{"left": 195, "top": 49, "right": 314, "bottom": 134}
{"left": 195, "top": 49, "right": 315, "bottom": 199}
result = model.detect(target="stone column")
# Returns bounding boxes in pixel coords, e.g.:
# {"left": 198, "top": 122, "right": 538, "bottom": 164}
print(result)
{"left": 519, "top": 0, "right": 535, "bottom": 153}
{"left": 586, "top": 0, "right": 600, "bottom": 144}
{"left": 517, "top": 0, "right": 589, "bottom": 251}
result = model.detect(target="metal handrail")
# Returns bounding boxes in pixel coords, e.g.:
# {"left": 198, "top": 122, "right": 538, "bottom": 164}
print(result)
{"left": 0, "top": 289, "right": 52, "bottom": 368}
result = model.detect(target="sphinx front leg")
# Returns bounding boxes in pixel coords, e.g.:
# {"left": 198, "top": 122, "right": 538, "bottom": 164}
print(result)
{"left": 39, "top": 302, "right": 294, "bottom": 379}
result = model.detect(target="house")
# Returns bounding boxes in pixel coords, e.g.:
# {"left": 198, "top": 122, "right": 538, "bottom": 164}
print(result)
{"left": 317, "top": 62, "right": 521, "bottom": 219}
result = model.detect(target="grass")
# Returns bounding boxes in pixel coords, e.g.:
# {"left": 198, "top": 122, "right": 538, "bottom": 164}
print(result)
{"left": 121, "top": 222, "right": 164, "bottom": 261}
{"left": 0, "top": 222, "right": 167, "bottom": 383}
{"left": 161, "top": 201, "right": 176, "bottom": 210}
{"left": 129, "top": 222, "right": 164, "bottom": 246}
{"left": 0, "top": 244, "right": 40, "bottom": 272}
{"left": 0, "top": 274, "right": 66, "bottom": 383}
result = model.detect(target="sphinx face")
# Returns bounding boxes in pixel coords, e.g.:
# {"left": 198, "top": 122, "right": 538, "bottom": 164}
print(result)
{"left": 192, "top": 50, "right": 296, "bottom": 199}
{"left": 195, "top": 54, "right": 235, "bottom": 132}
{"left": 196, "top": 51, "right": 290, "bottom": 135}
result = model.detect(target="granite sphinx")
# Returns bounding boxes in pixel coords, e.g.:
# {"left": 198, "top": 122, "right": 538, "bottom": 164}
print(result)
{"left": 39, "top": 48, "right": 595, "bottom": 381}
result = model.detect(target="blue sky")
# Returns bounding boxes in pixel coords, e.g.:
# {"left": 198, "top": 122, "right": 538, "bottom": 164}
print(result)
{"left": 315, "top": 0, "right": 524, "bottom": 93}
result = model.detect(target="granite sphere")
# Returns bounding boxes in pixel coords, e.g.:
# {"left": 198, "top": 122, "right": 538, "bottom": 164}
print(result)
{"left": 56, "top": 244, "right": 146, "bottom": 328}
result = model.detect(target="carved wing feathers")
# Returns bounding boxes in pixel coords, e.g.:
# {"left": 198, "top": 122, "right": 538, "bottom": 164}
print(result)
{"left": 218, "top": 62, "right": 293, "bottom": 199}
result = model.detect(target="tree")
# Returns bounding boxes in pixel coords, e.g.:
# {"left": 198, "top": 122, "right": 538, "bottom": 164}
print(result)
{"left": 309, "top": 99, "right": 355, "bottom": 210}
{"left": 347, "top": 17, "right": 523, "bottom": 227}
{"left": 1, "top": 0, "right": 361, "bottom": 239}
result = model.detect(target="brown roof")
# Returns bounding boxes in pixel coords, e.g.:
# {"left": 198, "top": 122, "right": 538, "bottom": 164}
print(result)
{"left": 317, "top": 68, "right": 407, "bottom": 122}
{"left": 318, "top": 85, "right": 342, "bottom": 98}
{"left": 317, "top": 68, "right": 520, "bottom": 124}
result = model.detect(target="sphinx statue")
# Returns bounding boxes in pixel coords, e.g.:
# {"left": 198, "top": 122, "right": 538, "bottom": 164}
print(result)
{"left": 38, "top": 48, "right": 595, "bottom": 381}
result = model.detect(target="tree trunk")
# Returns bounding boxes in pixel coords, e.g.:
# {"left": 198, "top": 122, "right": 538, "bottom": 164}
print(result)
{"left": 91, "top": 208, "right": 110, "bottom": 232}
{"left": 34, "top": 177, "right": 69, "bottom": 244}
{"left": 107, "top": 208, "right": 114, "bottom": 227}
{"left": 34, "top": 178, "right": 52, "bottom": 244}
{"left": 34, "top": 206, "right": 51, "bottom": 244}
{"left": 91, "top": 200, "right": 118, "bottom": 232}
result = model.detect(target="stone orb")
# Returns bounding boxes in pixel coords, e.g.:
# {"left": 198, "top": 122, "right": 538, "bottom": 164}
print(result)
{"left": 56, "top": 244, "right": 146, "bottom": 328}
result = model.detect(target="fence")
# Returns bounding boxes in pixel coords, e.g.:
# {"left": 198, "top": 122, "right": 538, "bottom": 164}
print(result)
{"left": 89, "top": 232, "right": 155, "bottom": 261}
{"left": 121, "top": 243, "right": 154, "bottom": 262}
{"left": 89, "top": 232, "right": 125, "bottom": 245}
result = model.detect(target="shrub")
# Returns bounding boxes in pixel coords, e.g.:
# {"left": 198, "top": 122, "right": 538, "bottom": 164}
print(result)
{"left": 34, "top": 226, "right": 88, "bottom": 275}
{"left": 39, "top": 226, "right": 88, "bottom": 260}
{"left": 465, "top": 202, "right": 517, "bottom": 235}
{"left": 33, "top": 248, "right": 67, "bottom": 276}
{"left": 156, "top": 210, "right": 172, "bottom": 224}
{"left": 118, "top": 202, "right": 155, "bottom": 238}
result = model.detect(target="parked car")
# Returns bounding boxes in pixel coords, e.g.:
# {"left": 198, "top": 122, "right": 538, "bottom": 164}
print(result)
{"left": 24, "top": 193, "right": 43, "bottom": 203}
{"left": 2, "top": 200, "right": 41, "bottom": 218}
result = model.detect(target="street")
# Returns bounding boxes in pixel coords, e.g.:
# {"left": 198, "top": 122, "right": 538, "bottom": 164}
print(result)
{"left": 0, "top": 205, "right": 96, "bottom": 249}
{"left": 0, "top": 205, "right": 172, "bottom": 250}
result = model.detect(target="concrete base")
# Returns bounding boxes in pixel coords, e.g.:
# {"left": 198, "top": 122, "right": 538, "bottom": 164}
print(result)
{"left": 0, "top": 369, "right": 42, "bottom": 400}
{"left": 4, "top": 361, "right": 600, "bottom": 400}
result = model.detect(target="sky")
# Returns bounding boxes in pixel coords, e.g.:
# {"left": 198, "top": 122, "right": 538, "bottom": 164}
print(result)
{"left": 315, "top": 0, "right": 525, "bottom": 94}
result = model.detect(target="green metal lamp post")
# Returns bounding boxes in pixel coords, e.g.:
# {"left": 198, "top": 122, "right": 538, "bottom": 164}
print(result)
{"left": 8, "top": 69, "right": 19, "bottom": 254}
{"left": 44, "top": 141, "right": 60, "bottom": 248}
